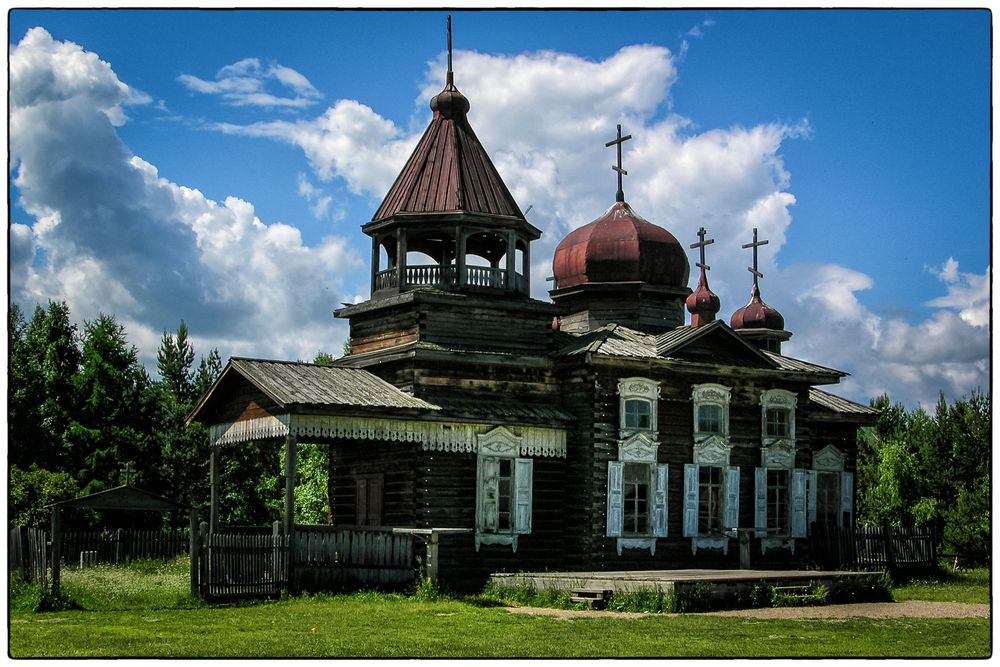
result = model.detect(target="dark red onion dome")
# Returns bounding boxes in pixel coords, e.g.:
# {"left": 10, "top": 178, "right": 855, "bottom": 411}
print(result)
{"left": 730, "top": 283, "right": 785, "bottom": 331}
{"left": 552, "top": 201, "right": 690, "bottom": 289}
{"left": 686, "top": 268, "right": 721, "bottom": 328}
{"left": 430, "top": 80, "right": 470, "bottom": 119}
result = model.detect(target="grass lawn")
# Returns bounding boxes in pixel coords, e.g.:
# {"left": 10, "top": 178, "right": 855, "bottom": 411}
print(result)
{"left": 7, "top": 561, "right": 991, "bottom": 658}
{"left": 892, "top": 568, "right": 991, "bottom": 604}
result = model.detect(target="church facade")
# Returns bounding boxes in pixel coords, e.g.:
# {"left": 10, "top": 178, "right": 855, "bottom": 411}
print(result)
{"left": 191, "top": 33, "right": 876, "bottom": 589}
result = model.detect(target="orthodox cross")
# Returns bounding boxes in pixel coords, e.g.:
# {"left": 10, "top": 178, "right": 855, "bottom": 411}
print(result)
{"left": 120, "top": 462, "right": 136, "bottom": 486}
{"left": 690, "top": 226, "right": 715, "bottom": 272}
{"left": 742, "top": 227, "right": 769, "bottom": 285}
{"left": 605, "top": 124, "right": 632, "bottom": 202}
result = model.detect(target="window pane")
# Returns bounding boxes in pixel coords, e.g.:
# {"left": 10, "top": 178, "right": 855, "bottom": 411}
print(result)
{"left": 766, "top": 408, "right": 789, "bottom": 437}
{"left": 767, "top": 469, "right": 789, "bottom": 533}
{"left": 698, "top": 466, "right": 723, "bottom": 534}
{"left": 816, "top": 472, "right": 840, "bottom": 525}
{"left": 698, "top": 404, "right": 723, "bottom": 434}
{"left": 625, "top": 399, "right": 652, "bottom": 429}
{"left": 623, "top": 462, "right": 650, "bottom": 535}
{"left": 497, "top": 459, "right": 512, "bottom": 531}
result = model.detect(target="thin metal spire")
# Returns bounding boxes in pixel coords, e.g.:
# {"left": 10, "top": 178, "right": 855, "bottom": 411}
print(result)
{"left": 605, "top": 124, "right": 632, "bottom": 203}
{"left": 447, "top": 15, "right": 454, "bottom": 85}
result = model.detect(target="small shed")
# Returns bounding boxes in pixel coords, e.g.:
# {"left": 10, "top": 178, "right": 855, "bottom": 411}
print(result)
{"left": 46, "top": 485, "right": 195, "bottom": 596}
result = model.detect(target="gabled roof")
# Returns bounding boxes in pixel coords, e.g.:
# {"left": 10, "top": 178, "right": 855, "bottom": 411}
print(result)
{"left": 555, "top": 320, "right": 847, "bottom": 381}
{"left": 47, "top": 485, "right": 189, "bottom": 511}
{"left": 370, "top": 96, "right": 524, "bottom": 224}
{"left": 189, "top": 357, "right": 438, "bottom": 424}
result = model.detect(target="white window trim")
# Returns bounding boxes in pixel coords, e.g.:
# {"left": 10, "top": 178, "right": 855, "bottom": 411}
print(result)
{"left": 618, "top": 377, "right": 660, "bottom": 437}
{"left": 808, "top": 445, "right": 854, "bottom": 529}
{"left": 754, "top": 463, "right": 808, "bottom": 555}
{"left": 475, "top": 427, "right": 533, "bottom": 552}
{"left": 607, "top": 430, "right": 667, "bottom": 555}
{"left": 683, "top": 463, "right": 740, "bottom": 555}
{"left": 692, "top": 383, "right": 731, "bottom": 442}
{"left": 761, "top": 388, "right": 797, "bottom": 453}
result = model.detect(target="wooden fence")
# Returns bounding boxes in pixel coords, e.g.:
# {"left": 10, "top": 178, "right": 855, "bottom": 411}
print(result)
{"left": 810, "top": 522, "right": 938, "bottom": 570}
{"left": 9, "top": 526, "right": 48, "bottom": 585}
{"left": 57, "top": 529, "right": 189, "bottom": 565}
{"left": 292, "top": 524, "right": 419, "bottom": 592}
{"left": 199, "top": 524, "right": 287, "bottom": 599}
{"left": 195, "top": 524, "right": 420, "bottom": 599}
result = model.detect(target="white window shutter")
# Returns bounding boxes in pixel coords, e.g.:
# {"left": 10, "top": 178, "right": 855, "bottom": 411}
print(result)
{"left": 754, "top": 467, "right": 768, "bottom": 537}
{"left": 514, "top": 458, "right": 533, "bottom": 534}
{"left": 806, "top": 470, "right": 818, "bottom": 530}
{"left": 652, "top": 464, "right": 669, "bottom": 538}
{"left": 840, "top": 471, "right": 854, "bottom": 528}
{"left": 725, "top": 466, "right": 740, "bottom": 530}
{"left": 478, "top": 457, "right": 500, "bottom": 532}
{"left": 791, "top": 469, "right": 807, "bottom": 538}
{"left": 683, "top": 464, "right": 699, "bottom": 537}
{"left": 606, "top": 461, "right": 624, "bottom": 537}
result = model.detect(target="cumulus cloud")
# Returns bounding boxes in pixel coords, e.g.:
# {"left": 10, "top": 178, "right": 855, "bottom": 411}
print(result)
{"left": 9, "top": 28, "right": 360, "bottom": 367}
{"left": 9, "top": 28, "right": 988, "bottom": 409}
{"left": 178, "top": 57, "right": 322, "bottom": 109}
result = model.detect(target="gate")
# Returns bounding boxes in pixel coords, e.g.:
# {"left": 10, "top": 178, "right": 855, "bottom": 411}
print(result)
{"left": 198, "top": 523, "right": 288, "bottom": 600}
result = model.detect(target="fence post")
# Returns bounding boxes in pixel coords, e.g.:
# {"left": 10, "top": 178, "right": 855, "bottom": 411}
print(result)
{"left": 272, "top": 521, "right": 283, "bottom": 595}
{"left": 199, "top": 521, "right": 209, "bottom": 597}
{"left": 189, "top": 510, "right": 199, "bottom": 596}
{"left": 427, "top": 531, "right": 440, "bottom": 586}
{"left": 883, "top": 520, "right": 895, "bottom": 570}
{"left": 50, "top": 508, "right": 61, "bottom": 597}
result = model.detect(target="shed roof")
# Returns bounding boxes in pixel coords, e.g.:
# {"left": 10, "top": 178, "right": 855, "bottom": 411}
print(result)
{"left": 809, "top": 388, "right": 879, "bottom": 415}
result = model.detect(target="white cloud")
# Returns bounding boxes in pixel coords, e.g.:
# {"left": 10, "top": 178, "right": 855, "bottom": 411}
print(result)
{"left": 9, "top": 28, "right": 988, "bottom": 409}
{"left": 178, "top": 57, "right": 322, "bottom": 109}
{"left": 9, "top": 28, "right": 360, "bottom": 369}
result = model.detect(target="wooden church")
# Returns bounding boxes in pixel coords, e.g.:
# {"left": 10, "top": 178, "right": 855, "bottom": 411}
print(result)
{"left": 190, "top": 26, "right": 877, "bottom": 589}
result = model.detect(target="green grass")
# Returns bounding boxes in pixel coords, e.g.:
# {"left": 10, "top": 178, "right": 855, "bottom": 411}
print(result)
{"left": 7, "top": 561, "right": 991, "bottom": 658}
{"left": 892, "top": 567, "right": 990, "bottom": 604}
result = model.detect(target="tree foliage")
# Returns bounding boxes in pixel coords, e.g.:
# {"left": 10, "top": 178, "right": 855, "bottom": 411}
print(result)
{"left": 7, "top": 304, "right": 223, "bottom": 528}
{"left": 857, "top": 390, "right": 991, "bottom": 557}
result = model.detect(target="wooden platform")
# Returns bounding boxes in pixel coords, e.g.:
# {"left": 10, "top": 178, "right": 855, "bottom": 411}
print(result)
{"left": 489, "top": 568, "right": 877, "bottom": 601}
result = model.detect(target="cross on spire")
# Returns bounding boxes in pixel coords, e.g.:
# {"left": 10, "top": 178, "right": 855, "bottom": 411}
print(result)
{"left": 120, "top": 462, "right": 136, "bottom": 486}
{"left": 690, "top": 226, "right": 715, "bottom": 272}
{"left": 742, "top": 227, "right": 770, "bottom": 286}
{"left": 605, "top": 123, "right": 632, "bottom": 202}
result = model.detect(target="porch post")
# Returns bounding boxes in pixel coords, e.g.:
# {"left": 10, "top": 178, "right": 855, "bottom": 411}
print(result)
{"left": 505, "top": 231, "right": 516, "bottom": 292}
{"left": 209, "top": 446, "right": 220, "bottom": 532}
{"left": 396, "top": 228, "right": 408, "bottom": 289}
{"left": 370, "top": 236, "right": 380, "bottom": 293}
{"left": 284, "top": 433, "right": 298, "bottom": 594}
{"left": 456, "top": 226, "right": 466, "bottom": 287}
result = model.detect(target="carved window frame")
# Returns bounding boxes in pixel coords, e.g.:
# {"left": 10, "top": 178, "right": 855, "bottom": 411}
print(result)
{"left": 618, "top": 377, "right": 660, "bottom": 437}
{"left": 475, "top": 426, "right": 533, "bottom": 552}
{"left": 692, "top": 383, "right": 731, "bottom": 443}
{"left": 606, "top": 430, "right": 667, "bottom": 556}
{"left": 761, "top": 388, "right": 797, "bottom": 454}
{"left": 808, "top": 445, "right": 854, "bottom": 530}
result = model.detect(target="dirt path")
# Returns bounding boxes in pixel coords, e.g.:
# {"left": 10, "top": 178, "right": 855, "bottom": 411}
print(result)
{"left": 505, "top": 600, "right": 990, "bottom": 621}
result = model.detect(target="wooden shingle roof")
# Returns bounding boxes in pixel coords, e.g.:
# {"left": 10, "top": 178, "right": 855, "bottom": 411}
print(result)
{"left": 228, "top": 358, "right": 438, "bottom": 411}
{"left": 370, "top": 84, "right": 524, "bottom": 223}
{"left": 809, "top": 388, "right": 878, "bottom": 415}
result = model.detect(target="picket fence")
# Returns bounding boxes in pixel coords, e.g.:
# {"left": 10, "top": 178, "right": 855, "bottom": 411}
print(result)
{"left": 196, "top": 523, "right": 419, "bottom": 599}
{"left": 9, "top": 526, "right": 48, "bottom": 585}
{"left": 58, "top": 529, "right": 189, "bottom": 565}
{"left": 810, "top": 522, "right": 937, "bottom": 570}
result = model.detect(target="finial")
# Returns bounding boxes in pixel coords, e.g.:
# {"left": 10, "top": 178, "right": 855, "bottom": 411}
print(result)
{"left": 447, "top": 15, "right": 454, "bottom": 86}
{"left": 686, "top": 227, "right": 721, "bottom": 327}
{"left": 605, "top": 123, "right": 632, "bottom": 203}
{"left": 742, "top": 227, "right": 769, "bottom": 289}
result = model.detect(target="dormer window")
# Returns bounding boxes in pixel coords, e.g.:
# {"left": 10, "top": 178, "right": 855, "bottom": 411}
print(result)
{"left": 618, "top": 378, "right": 659, "bottom": 434}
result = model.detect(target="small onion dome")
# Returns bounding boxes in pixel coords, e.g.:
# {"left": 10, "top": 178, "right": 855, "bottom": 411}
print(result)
{"left": 552, "top": 201, "right": 690, "bottom": 289}
{"left": 686, "top": 269, "right": 721, "bottom": 327}
{"left": 430, "top": 81, "right": 470, "bottom": 119}
{"left": 730, "top": 283, "right": 785, "bottom": 331}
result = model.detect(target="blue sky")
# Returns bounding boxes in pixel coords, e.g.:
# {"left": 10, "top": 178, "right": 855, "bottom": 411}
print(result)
{"left": 8, "top": 8, "right": 991, "bottom": 409}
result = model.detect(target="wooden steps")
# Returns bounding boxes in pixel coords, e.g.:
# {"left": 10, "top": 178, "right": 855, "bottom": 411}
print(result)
{"left": 772, "top": 585, "right": 813, "bottom": 601}
{"left": 570, "top": 589, "right": 612, "bottom": 610}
